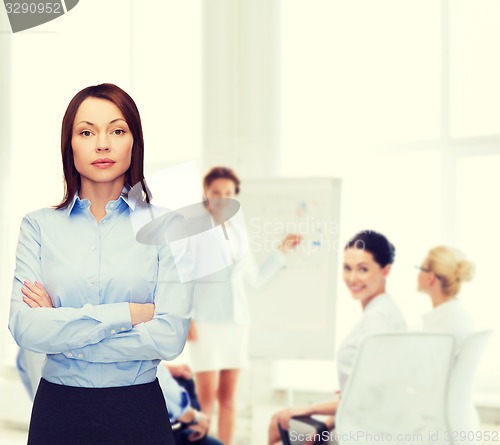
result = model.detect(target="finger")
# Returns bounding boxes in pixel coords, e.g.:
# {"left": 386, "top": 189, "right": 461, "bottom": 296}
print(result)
{"left": 27, "top": 280, "right": 51, "bottom": 301}
{"left": 23, "top": 282, "right": 52, "bottom": 307}
{"left": 22, "top": 285, "right": 49, "bottom": 307}
{"left": 24, "top": 281, "right": 47, "bottom": 298}
{"left": 22, "top": 285, "right": 41, "bottom": 302}
{"left": 22, "top": 296, "right": 40, "bottom": 308}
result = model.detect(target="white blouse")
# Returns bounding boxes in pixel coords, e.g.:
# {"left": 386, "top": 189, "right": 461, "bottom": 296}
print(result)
{"left": 421, "top": 298, "right": 474, "bottom": 352}
{"left": 191, "top": 211, "right": 287, "bottom": 324}
{"left": 336, "top": 293, "right": 407, "bottom": 392}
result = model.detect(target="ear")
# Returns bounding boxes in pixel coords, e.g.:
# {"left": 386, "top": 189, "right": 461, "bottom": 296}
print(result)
{"left": 382, "top": 264, "right": 392, "bottom": 278}
{"left": 428, "top": 272, "right": 438, "bottom": 286}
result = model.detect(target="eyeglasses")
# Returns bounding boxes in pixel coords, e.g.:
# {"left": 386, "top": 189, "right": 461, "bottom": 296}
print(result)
{"left": 415, "top": 265, "right": 442, "bottom": 280}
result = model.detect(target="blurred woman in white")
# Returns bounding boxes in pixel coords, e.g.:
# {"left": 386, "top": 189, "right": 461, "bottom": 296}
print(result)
{"left": 268, "top": 230, "right": 407, "bottom": 445}
{"left": 189, "top": 167, "right": 302, "bottom": 445}
{"left": 417, "top": 246, "right": 479, "bottom": 443}
{"left": 417, "top": 246, "right": 475, "bottom": 349}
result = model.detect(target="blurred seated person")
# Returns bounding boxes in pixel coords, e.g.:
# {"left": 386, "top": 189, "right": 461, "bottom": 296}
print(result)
{"left": 416, "top": 245, "right": 475, "bottom": 351}
{"left": 267, "top": 230, "right": 407, "bottom": 445}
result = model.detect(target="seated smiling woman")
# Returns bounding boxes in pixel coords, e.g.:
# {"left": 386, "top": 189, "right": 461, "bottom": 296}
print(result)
{"left": 267, "top": 230, "right": 407, "bottom": 445}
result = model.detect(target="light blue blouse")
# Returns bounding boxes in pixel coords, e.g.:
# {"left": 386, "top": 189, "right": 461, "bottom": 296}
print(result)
{"left": 17, "top": 349, "right": 191, "bottom": 423}
{"left": 9, "top": 192, "right": 193, "bottom": 388}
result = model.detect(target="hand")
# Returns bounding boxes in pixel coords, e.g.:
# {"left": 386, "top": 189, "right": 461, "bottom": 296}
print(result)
{"left": 129, "top": 303, "right": 155, "bottom": 326}
{"left": 187, "top": 320, "right": 197, "bottom": 341}
{"left": 166, "top": 363, "right": 193, "bottom": 380}
{"left": 324, "top": 415, "right": 335, "bottom": 431}
{"left": 275, "top": 405, "right": 311, "bottom": 430}
{"left": 186, "top": 411, "right": 209, "bottom": 442}
{"left": 279, "top": 234, "right": 303, "bottom": 252}
{"left": 22, "top": 280, "right": 54, "bottom": 308}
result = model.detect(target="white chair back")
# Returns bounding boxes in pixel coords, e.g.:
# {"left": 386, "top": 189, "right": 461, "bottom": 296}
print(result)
{"left": 447, "top": 330, "right": 493, "bottom": 445}
{"left": 335, "top": 333, "right": 455, "bottom": 445}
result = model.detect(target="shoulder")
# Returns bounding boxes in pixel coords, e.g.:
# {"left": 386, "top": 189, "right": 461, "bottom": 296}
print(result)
{"left": 19, "top": 207, "right": 68, "bottom": 232}
{"left": 362, "top": 294, "right": 407, "bottom": 332}
{"left": 423, "top": 300, "right": 474, "bottom": 333}
{"left": 23, "top": 206, "right": 67, "bottom": 223}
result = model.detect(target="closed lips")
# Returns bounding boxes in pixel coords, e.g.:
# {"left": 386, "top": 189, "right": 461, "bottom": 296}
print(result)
{"left": 92, "top": 158, "right": 115, "bottom": 165}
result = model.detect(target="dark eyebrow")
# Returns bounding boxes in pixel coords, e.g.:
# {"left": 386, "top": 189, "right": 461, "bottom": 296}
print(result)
{"left": 75, "top": 118, "right": 127, "bottom": 127}
{"left": 109, "top": 118, "right": 127, "bottom": 125}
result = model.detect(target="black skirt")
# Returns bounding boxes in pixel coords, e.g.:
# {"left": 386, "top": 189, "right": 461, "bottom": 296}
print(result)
{"left": 28, "top": 378, "right": 175, "bottom": 445}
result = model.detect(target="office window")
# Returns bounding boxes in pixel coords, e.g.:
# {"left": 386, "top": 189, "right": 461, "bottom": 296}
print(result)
{"left": 277, "top": 0, "right": 500, "bottom": 399}
{"left": 132, "top": 1, "right": 202, "bottom": 166}
{"left": 456, "top": 155, "right": 500, "bottom": 381}
{"left": 279, "top": 0, "right": 441, "bottom": 178}
{"left": 450, "top": 0, "right": 500, "bottom": 138}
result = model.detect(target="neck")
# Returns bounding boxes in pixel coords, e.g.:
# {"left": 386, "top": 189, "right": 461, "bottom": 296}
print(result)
{"left": 209, "top": 209, "right": 224, "bottom": 225}
{"left": 428, "top": 288, "right": 452, "bottom": 308}
{"left": 79, "top": 175, "right": 125, "bottom": 221}
{"left": 361, "top": 288, "right": 385, "bottom": 310}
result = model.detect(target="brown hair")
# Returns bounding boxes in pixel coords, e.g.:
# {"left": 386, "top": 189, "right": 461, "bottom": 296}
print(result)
{"left": 426, "top": 246, "right": 474, "bottom": 297}
{"left": 203, "top": 166, "right": 241, "bottom": 194}
{"left": 55, "top": 83, "right": 150, "bottom": 209}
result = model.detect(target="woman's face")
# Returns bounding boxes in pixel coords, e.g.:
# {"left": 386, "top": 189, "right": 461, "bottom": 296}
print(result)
{"left": 71, "top": 97, "right": 133, "bottom": 190}
{"left": 204, "top": 178, "right": 237, "bottom": 216}
{"left": 417, "top": 257, "right": 432, "bottom": 293}
{"left": 343, "top": 247, "right": 390, "bottom": 305}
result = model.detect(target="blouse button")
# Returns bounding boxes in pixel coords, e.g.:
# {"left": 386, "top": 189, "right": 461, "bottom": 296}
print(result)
{"left": 111, "top": 329, "right": 116, "bottom": 334}
{"left": 78, "top": 354, "right": 83, "bottom": 358}
{"left": 120, "top": 327, "right": 126, "bottom": 331}
{"left": 67, "top": 353, "right": 73, "bottom": 358}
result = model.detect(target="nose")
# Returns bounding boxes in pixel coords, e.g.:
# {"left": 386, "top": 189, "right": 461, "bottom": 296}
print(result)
{"left": 96, "top": 133, "right": 110, "bottom": 152}
{"left": 345, "top": 270, "right": 358, "bottom": 284}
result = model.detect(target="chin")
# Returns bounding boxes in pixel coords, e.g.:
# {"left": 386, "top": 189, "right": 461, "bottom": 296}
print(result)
{"left": 350, "top": 291, "right": 368, "bottom": 301}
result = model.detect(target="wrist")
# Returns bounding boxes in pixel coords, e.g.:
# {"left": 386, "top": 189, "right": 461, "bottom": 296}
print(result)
{"left": 304, "top": 404, "right": 314, "bottom": 416}
{"left": 182, "top": 409, "right": 200, "bottom": 426}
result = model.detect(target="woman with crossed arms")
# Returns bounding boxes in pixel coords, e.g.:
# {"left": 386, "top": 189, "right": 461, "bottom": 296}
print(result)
{"left": 9, "top": 83, "right": 193, "bottom": 445}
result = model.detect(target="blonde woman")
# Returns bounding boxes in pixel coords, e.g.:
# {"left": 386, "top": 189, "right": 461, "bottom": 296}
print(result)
{"left": 417, "top": 246, "right": 475, "bottom": 348}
